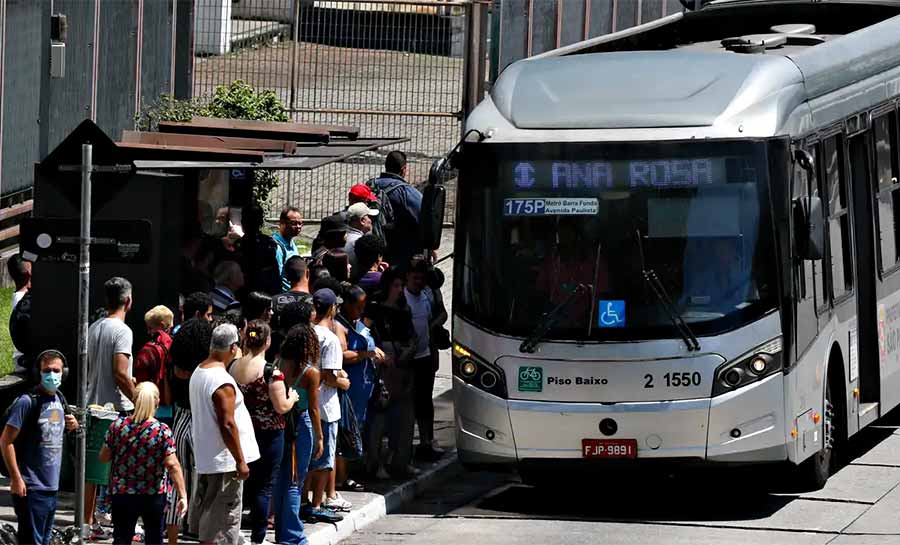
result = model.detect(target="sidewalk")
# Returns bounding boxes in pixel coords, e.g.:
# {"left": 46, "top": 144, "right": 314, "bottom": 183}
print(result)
{"left": 0, "top": 229, "right": 460, "bottom": 545}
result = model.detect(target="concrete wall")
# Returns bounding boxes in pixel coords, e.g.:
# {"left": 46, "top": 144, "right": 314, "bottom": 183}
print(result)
{"left": 232, "top": 0, "right": 298, "bottom": 23}
{"left": 0, "top": 0, "right": 186, "bottom": 201}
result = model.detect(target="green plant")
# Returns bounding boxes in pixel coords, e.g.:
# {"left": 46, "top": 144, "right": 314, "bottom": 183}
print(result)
{"left": 135, "top": 81, "right": 290, "bottom": 208}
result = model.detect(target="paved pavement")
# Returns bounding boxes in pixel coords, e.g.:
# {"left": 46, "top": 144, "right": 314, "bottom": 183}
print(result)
{"left": 342, "top": 403, "right": 900, "bottom": 544}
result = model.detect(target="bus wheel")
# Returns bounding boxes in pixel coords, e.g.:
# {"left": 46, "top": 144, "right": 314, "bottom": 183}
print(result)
{"left": 798, "top": 380, "right": 837, "bottom": 490}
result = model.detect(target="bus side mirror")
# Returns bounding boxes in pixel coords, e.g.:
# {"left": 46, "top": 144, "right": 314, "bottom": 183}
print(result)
{"left": 420, "top": 161, "right": 447, "bottom": 251}
{"left": 793, "top": 196, "right": 825, "bottom": 260}
{"left": 428, "top": 157, "right": 447, "bottom": 186}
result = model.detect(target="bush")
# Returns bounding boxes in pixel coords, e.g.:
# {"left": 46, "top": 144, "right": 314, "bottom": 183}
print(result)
{"left": 135, "top": 81, "right": 289, "bottom": 209}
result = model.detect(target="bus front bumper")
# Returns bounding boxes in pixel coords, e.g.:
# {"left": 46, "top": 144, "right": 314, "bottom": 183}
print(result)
{"left": 454, "top": 373, "right": 788, "bottom": 467}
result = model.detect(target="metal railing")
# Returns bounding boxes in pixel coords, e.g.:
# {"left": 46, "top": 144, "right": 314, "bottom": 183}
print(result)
{"left": 192, "top": 0, "right": 471, "bottom": 223}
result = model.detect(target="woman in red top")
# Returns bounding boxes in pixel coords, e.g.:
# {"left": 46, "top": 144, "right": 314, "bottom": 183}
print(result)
{"left": 100, "top": 382, "right": 187, "bottom": 545}
{"left": 229, "top": 320, "right": 299, "bottom": 545}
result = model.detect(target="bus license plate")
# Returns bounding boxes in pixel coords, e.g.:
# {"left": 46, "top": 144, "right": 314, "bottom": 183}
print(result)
{"left": 582, "top": 439, "right": 638, "bottom": 459}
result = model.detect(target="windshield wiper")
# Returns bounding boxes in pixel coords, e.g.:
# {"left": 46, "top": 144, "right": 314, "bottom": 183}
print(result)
{"left": 635, "top": 230, "right": 701, "bottom": 352}
{"left": 519, "top": 283, "right": 590, "bottom": 353}
{"left": 643, "top": 270, "right": 700, "bottom": 351}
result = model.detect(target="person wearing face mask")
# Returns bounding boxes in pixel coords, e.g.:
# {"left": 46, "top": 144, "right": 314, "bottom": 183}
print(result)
{"left": 0, "top": 350, "right": 78, "bottom": 545}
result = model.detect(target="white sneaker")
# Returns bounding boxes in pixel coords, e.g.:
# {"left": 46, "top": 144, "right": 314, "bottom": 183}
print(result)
{"left": 405, "top": 464, "right": 422, "bottom": 476}
{"left": 324, "top": 493, "right": 352, "bottom": 512}
{"left": 95, "top": 510, "right": 112, "bottom": 527}
{"left": 90, "top": 522, "right": 113, "bottom": 541}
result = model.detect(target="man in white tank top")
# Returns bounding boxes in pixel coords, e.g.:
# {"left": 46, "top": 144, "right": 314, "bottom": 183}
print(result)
{"left": 189, "top": 324, "right": 260, "bottom": 545}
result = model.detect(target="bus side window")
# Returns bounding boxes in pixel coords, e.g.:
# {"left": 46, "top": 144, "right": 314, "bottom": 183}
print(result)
{"left": 792, "top": 150, "right": 813, "bottom": 301}
{"left": 824, "top": 135, "right": 853, "bottom": 299}
{"left": 874, "top": 112, "right": 900, "bottom": 273}
{"left": 808, "top": 144, "right": 828, "bottom": 311}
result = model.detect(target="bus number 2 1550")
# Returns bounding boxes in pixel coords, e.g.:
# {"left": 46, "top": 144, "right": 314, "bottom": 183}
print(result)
{"left": 643, "top": 372, "right": 702, "bottom": 389}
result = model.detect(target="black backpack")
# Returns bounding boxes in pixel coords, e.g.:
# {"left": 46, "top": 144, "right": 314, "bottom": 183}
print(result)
{"left": 9, "top": 292, "right": 32, "bottom": 366}
{"left": 0, "top": 390, "right": 69, "bottom": 477}
{"left": 366, "top": 178, "right": 405, "bottom": 230}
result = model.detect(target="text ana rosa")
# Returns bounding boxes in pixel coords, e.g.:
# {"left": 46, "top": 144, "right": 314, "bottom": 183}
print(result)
{"left": 550, "top": 159, "right": 715, "bottom": 189}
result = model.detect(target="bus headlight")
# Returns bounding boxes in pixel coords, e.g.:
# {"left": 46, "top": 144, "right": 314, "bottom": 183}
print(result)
{"left": 460, "top": 359, "right": 478, "bottom": 378}
{"left": 713, "top": 338, "right": 783, "bottom": 397}
{"left": 453, "top": 343, "right": 508, "bottom": 399}
{"left": 749, "top": 357, "right": 768, "bottom": 374}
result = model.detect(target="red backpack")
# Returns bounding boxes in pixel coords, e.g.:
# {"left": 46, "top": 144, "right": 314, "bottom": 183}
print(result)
{"left": 134, "top": 330, "right": 172, "bottom": 386}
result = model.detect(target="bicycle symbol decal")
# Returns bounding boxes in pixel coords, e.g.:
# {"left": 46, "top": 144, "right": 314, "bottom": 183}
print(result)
{"left": 518, "top": 366, "right": 543, "bottom": 392}
{"left": 598, "top": 300, "right": 626, "bottom": 328}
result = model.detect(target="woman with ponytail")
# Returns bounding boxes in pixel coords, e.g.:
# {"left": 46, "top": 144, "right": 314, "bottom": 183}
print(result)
{"left": 100, "top": 382, "right": 187, "bottom": 545}
{"left": 229, "top": 320, "right": 298, "bottom": 545}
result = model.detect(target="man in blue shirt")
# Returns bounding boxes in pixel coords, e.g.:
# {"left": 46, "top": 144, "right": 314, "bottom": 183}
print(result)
{"left": 1, "top": 350, "right": 78, "bottom": 545}
{"left": 274, "top": 206, "right": 302, "bottom": 291}
{"left": 369, "top": 151, "right": 423, "bottom": 270}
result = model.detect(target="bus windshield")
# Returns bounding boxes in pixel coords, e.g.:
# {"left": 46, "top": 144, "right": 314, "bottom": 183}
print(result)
{"left": 453, "top": 139, "right": 780, "bottom": 342}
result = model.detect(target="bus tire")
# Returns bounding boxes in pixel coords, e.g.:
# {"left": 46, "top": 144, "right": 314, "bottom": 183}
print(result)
{"left": 797, "top": 379, "right": 839, "bottom": 490}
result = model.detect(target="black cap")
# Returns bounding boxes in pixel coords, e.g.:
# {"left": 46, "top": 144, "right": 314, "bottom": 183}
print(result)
{"left": 320, "top": 214, "right": 349, "bottom": 235}
{"left": 313, "top": 288, "right": 342, "bottom": 307}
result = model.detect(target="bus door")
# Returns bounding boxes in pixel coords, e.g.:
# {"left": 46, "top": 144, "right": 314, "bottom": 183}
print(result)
{"left": 848, "top": 132, "right": 880, "bottom": 421}
{"left": 792, "top": 146, "right": 819, "bottom": 361}
{"left": 871, "top": 111, "right": 900, "bottom": 412}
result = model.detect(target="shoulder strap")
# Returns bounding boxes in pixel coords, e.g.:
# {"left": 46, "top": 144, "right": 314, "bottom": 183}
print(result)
{"left": 19, "top": 393, "right": 41, "bottom": 437}
{"left": 273, "top": 234, "right": 291, "bottom": 261}
{"left": 55, "top": 391, "right": 71, "bottom": 416}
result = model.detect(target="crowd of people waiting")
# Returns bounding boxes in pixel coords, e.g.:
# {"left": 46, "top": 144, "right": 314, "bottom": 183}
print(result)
{"left": 0, "top": 150, "right": 451, "bottom": 545}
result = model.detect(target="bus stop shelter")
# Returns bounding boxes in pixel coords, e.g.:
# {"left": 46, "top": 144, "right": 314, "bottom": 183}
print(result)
{"left": 21, "top": 118, "right": 406, "bottom": 377}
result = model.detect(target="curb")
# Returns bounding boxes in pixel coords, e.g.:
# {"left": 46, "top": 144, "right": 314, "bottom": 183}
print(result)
{"left": 307, "top": 452, "right": 459, "bottom": 545}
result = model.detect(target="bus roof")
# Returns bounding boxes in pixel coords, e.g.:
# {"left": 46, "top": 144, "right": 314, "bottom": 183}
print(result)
{"left": 489, "top": 1, "right": 900, "bottom": 132}
{"left": 491, "top": 51, "right": 800, "bottom": 130}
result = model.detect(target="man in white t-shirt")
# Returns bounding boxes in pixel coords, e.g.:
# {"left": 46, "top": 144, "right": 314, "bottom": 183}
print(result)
{"left": 189, "top": 324, "right": 260, "bottom": 545}
{"left": 405, "top": 256, "right": 448, "bottom": 462}
{"left": 309, "top": 289, "right": 350, "bottom": 523}
{"left": 6, "top": 255, "right": 30, "bottom": 373}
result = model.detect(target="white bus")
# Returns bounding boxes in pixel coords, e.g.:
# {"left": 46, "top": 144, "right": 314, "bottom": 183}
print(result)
{"left": 448, "top": 0, "right": 900, "bottom": 488}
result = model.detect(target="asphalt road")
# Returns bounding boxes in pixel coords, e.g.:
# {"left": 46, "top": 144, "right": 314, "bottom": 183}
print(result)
{"left": 341, "top": 408, "right": 900, "bottom": 545}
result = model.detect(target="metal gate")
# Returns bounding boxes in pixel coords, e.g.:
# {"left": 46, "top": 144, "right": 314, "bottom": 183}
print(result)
{"left": 192, "top": 0, "right": 472, "bottom": 223}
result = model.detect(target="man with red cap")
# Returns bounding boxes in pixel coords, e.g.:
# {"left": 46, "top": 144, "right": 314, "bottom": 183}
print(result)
{"left": 313, "top": 185, "right": 385, "bottom": 256}
{"left": 348, "top": 184, "right": 375, "bottom": 205}
{"left": 347, "top": 184, "right": 385, "bottom": 244}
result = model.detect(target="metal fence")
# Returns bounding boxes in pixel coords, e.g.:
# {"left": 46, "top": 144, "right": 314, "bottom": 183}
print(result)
{"left": 192, "top": 0, "right": 470, "bottom": 223}
{"left": 493, "top": 0, "right": 683, "bottom": 76}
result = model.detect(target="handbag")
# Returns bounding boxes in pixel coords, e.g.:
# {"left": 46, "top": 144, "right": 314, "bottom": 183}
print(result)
{"left": 370, "top": 366, "right": 391, "bottom": 411}
{"left": 431, "top": 326, "right": 451, "bottom": 350}
{"left": 337, "top": 390, "right": 364, "bottom": 461}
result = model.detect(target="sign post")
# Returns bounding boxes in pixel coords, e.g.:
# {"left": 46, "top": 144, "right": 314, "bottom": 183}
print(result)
{"left": 74, "top": 143, "right": 92, "bottom": 536}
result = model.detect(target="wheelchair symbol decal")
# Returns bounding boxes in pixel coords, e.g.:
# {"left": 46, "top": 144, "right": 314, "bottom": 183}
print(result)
{"left": 598, "top": 300, "right": 626, "bottom": 328}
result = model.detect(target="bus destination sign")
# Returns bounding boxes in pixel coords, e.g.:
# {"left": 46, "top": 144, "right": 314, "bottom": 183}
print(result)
{"left": 510, "top": 157, "right": 754, "bottom": 191}
{"left": 503, "top": 197, "right": 599, "bottom": 216}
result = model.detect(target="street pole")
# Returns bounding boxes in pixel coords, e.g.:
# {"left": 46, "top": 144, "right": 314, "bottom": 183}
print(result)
{"left": 74, "top": 143, "right": 92, "bottom": 535}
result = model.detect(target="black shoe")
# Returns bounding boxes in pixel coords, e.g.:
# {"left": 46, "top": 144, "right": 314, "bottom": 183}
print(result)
{"left": 416, "top": 444, "right": 444, "bottom": 462}
{"left": 310, "top": 506, "right": 344, "bottom": 524}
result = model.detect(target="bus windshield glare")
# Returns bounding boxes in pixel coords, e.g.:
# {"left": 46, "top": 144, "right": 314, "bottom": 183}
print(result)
{"left": 454, "top": 139, "right": 780, "bottom": 341}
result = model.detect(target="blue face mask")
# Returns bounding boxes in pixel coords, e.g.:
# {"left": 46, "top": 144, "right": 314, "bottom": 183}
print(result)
{"left": 41, "top": 371, "right": 62, "bottom": 393}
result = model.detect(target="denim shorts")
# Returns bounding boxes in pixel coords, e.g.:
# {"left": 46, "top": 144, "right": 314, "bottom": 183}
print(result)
{"left": 308, "top": 420, "right": 337, "bottom": 472}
